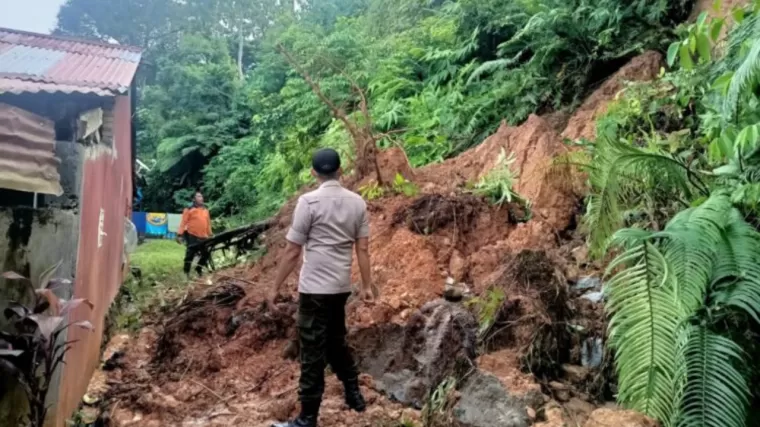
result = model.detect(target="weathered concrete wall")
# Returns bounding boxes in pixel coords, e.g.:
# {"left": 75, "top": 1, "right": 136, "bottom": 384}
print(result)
{"left": 0, "top": 207, "right": 80, "bottom": 426}
{"left": 48, "top": 140, "right": 85, "bottom": 209}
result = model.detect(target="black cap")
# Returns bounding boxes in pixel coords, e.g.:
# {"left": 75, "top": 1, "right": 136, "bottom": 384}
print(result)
{"left": 312, "top": 148, "right": 341, "bottom": 175}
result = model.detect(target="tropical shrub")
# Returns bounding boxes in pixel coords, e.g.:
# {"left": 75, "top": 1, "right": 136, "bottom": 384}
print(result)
{"left": 0, "top": 264, "right": 94, "bottom": 427}
{"left": 581, "top": 2, "right": 760, "bottom": 425}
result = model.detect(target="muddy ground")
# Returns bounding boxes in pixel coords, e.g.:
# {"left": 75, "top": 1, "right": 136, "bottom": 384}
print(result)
{"left": 80, "top": 52, "right": 669, "bottom": 427}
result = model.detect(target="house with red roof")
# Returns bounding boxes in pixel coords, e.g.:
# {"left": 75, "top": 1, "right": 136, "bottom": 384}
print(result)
{"left": 0, "top": 27, "right": 142, "bottom": 426}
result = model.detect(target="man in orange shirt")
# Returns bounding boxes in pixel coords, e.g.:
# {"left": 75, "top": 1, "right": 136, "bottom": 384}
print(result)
{"left": 177, "top": 191, "right": 213, "bottom": 278}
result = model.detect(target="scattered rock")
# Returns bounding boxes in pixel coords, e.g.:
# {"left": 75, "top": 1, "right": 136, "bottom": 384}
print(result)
{"left": 444, "top": 284, "right": 464, "bottom": 302}
{"left": 580, "top": 337, "right": 604, "bottom": 368}
{"left": 549, "top": 381, "right": 572, "bottom": 402}
{"left": 449, "top": 250, "right": 468, "bottom": 281}
{"left": 562, "top": 364, "right": 590, "bottom": 383}
{"left": 526, "top": 407, "right": 537, "bottom": 420}
{"left": 574, "top": 276, "right": 601, "bottom": 291}
{"left": 453, "top": 371, "right": 531, "bottom": 427}
{"left": 571, "top": 246, "right": 590, "bottom": 266}
{"left": 581, "top": 291, "right": 604, "bottom": 303}
{"left": 565, "top": 397, "right": 597, "bottom": 423}
{"left": 583, "top": 408, "right": 658, "bottom": 427}
{"left": 79, "top": 406, "right": 100, "bottom": 423}
{"left": 377, "top": 299, "right": 478, "bottom": 408}
{"left": 535, "top": 402, "right": 566, "bottom": 427}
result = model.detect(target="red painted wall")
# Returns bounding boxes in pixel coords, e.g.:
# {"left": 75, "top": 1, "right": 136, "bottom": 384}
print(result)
{"left": 56, "top": 94, "right": 132, "bottom": 426}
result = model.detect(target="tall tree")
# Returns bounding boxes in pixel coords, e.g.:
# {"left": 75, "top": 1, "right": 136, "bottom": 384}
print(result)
{"left": 55, "top": 0, "right": 183, "bottom": 49}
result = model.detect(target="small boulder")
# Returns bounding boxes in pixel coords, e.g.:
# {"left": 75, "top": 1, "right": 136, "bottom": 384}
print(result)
{"left": 449, "top": 250, "right": 468, "bottom": 281}
{"left": 453, "top": 371, "right": 531, "bottom": 427}
{"left": 584, "top": 408, "right": 658, "bottom": 427}
{"left": 562, "top": 364, "right": 590, "bottom": 383}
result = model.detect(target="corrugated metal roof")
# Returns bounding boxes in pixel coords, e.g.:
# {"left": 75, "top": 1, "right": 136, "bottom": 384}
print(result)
{"left": 0, "top": 103, "right": 62, "bottom": 195}
{"left": 0, "top": 28, "right": 142, "bottom": 96}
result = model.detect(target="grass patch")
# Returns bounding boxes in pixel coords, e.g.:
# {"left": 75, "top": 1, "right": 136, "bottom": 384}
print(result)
{"left": 131, "top": 239, "right": 186, "bottom": 282}
{"left": 117, "top": 239, "right": 188, "bottom": 331}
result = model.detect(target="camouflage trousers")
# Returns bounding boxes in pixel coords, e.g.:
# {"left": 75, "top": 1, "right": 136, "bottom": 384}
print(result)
{"left": 297, "top": 292, "right": 358, "bottom": 405}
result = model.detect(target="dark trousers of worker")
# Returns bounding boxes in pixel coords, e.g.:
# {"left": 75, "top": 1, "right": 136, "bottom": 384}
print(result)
{"left": 183, "top": 233, "right": 209, "bottom": 275}
{"left": 298, "top": 292, "right": 358, "bottom": 415}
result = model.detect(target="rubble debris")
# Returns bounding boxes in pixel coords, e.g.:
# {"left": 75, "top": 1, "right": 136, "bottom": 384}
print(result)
{"left": 153, "top": 283, "right": 247, "bottom": 365}
{"left": 574, "top": 276, "right": 601, "bottom": 291}
{"left": 581, "top": 337, "right": 604, "bottom": 368}
{"left": 393, "top": 194, "right": 484, "bottom": 235}
{"left": 377, "top": 299, "right": 478, "bottom": 408}
{"left": 583, "top": 407, "right": 658, "bottom": 427}
{"left": 453, "top": 371, "right": 531, "bottom": 427}
{"left": 91, "top": 50, "right": 681, "bottom": 427}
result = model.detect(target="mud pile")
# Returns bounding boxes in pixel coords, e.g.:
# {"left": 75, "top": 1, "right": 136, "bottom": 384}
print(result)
{"left": 88, "top": 51, "right": 668, "bottom": 427}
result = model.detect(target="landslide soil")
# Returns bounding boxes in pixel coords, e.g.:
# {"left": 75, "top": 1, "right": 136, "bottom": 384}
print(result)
{"left": 90, "top": 52, "right": 664, "bottom": 427}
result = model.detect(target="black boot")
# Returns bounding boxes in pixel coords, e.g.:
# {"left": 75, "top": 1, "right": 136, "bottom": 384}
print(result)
{"left": 271, "top": 401, "right": 319, "bottom": 427}
{"left": 344, "top": 379, "right": 366, "bottom": 412}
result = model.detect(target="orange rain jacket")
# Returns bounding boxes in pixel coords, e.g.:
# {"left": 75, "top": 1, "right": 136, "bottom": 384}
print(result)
{"left": 178, "top": 205, "right": 212, "bottom": 239}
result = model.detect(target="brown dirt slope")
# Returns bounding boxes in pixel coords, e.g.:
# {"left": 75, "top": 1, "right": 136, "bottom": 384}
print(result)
{"left": 94, "top": 51, "right": 665, "bottom": 427}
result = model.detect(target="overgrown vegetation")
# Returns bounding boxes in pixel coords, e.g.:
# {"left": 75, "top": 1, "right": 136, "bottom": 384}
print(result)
{"left": 421, "top": 376, "right": 458, "bottom": 427}
{"left": 0, "top": 265, "right": 93, "bottom": 427}
{"left": 575, "top": 1, "right": 760, "bottom": 425}
{"left": 56, "top": 0, "right": 693, "bottom": 221}
{"left": 466, "top": 287, "right": 506, "bottom": 343}
{"left": 468, "top": 148, "right": 531, "bottom": 214}
{"left": 117, "top": 239, "right": 196, "bottom": 331}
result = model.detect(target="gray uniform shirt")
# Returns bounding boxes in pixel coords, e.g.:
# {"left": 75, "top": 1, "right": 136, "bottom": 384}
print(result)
{"left": 286, "top": 180, "right": 369, "bottom": 294}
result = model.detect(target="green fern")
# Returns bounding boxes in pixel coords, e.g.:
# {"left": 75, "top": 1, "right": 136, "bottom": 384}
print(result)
{"left": 605, "top": 235, "right": 681, "bottom": 424}
{"left": 721, "top": 13, "right": 760, "bottom": 119}
{"left": 676, "top": 324, "right": 749, "bottom": 427}
{"left": 606, "top": 193, "right": 760, "bottom": 426}
{"left": 710, "top": 209, "right": 760, "bottom": 324}
{"left": 585, "top": 134, "right": 696, "bottom": 258}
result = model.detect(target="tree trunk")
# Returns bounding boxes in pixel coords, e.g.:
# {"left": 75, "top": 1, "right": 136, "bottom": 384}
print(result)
{"left": 237, "top": 26, "right": 245, "bottom": 80}
{"left": 276, "top": 44, "right": 384, "bottom": 186}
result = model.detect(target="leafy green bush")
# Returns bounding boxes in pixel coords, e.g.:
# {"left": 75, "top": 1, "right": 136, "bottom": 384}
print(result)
{"left": 0, "top": 266, "right": 94, "bottom": 427}
{"left": 359, "top": 180, "right": 386, "bottom": 200}
{"left": 605, "top": 193, "right": 758, "bottom": 427}
{"left": 578, "top": 3, "right": 760, "bottom": 425}
{"left": 391, "top": 173, "right": 419, "bottom": 197}
{"left": 465, "top": 287, "right": 506, "bottom": 342}
{"left": 469, "top": 149, "right": 529, "bottom": 209}
{"left": 96, "top": 0, "right": 692, "bottom": 218}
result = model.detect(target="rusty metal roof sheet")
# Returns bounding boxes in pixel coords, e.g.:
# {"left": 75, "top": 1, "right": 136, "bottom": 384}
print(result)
{"left": 0, "top": 28, "right": 142, "bottom": 96}
{"left": 0, "top": 103, "right": 62, "bottom": 195}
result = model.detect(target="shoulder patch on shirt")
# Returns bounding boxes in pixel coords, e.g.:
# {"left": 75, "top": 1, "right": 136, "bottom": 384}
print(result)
{"left": 300, "top": 193, "right": 320, "bottom": 204}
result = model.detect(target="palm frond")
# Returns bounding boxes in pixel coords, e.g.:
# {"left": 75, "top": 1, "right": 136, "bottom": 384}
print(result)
{"left": 586, "top": 136, "right": 694, "bottom": 258}
{"left": 655, "top": 194, "right": 732, "bottom": 314}
{"left": 710, "top": 207, "right": 760, "bottom": 324}
{"left": 605, "top": 237, "right": 681, "bottom": 424}
{"left": 722, "top": 16, "right": 760, "bottom": 119}
{"left": 675, "top": 324, "right": 749, "bottom": 427}
{"left": 467, "top": 58, "right": 517, "bottom": 85}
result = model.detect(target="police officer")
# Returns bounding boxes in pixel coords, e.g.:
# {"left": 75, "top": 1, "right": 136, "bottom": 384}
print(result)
{"left": 268, "top": 148, "right": 375, "bottom": 427}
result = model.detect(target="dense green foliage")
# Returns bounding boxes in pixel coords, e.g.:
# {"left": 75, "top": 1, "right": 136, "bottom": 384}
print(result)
{"left": 55, "top": 0, "right": 760, "bottom": 424}
{"left": 56, "top": 0, "right": 691, "bottom": 222}
{"left": 577, "top": 2, "right": 760, "bottom": 425}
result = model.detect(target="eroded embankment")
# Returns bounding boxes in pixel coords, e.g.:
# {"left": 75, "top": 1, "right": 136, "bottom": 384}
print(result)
{"left": 83, "top": 51, "right": 666, "bottom": 427}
